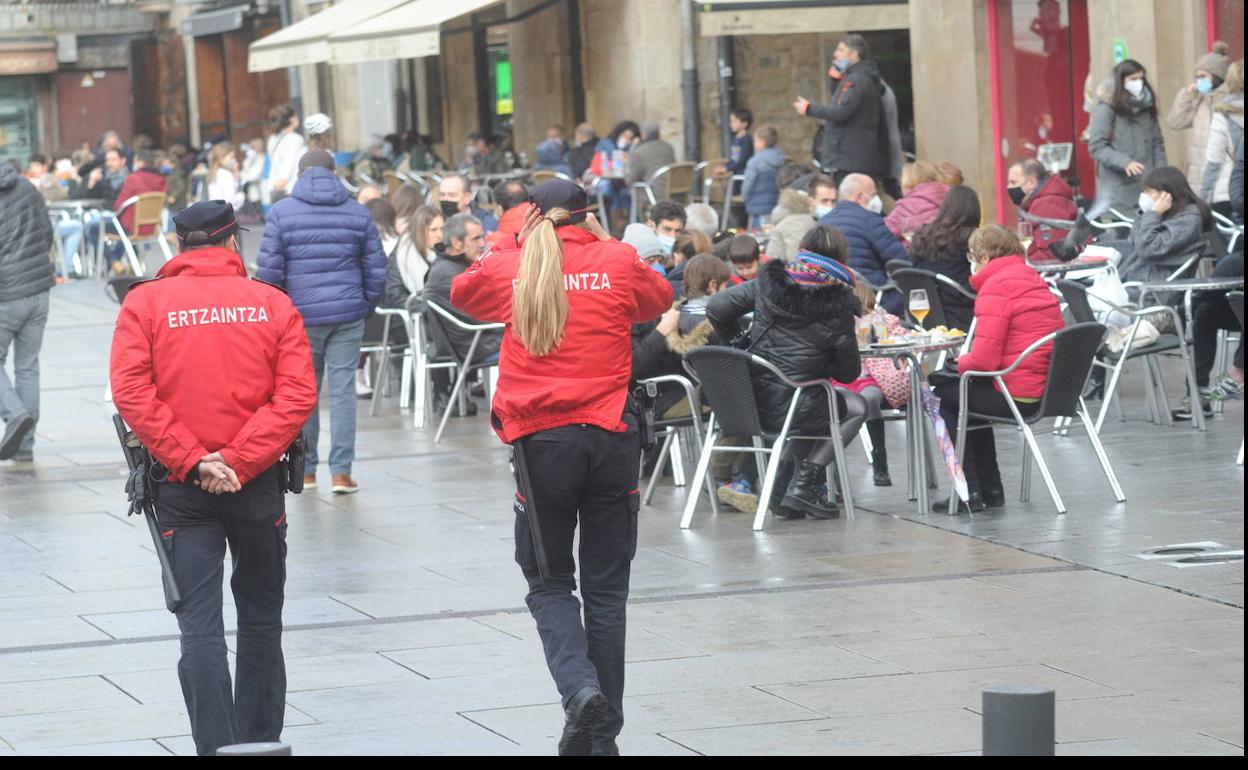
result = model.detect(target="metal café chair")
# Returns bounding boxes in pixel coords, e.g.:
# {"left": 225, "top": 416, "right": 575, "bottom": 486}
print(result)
{"left": 630, "top": 162, "right": 697, "bottom": 224}
{"left": 423, "top": 297, "right": 503, "bottom": 444}
{"left": 1212, "top": 210, "right": 1243, "bottom": 255}
{"left": 381, "top": 170, "right": 404, "bottom": 196}
{"left": 1226, "top": 291, "right": 1244, "bottom": 466}
{"left": 529, "top": 169, "right": 575, "bottom": 185}
{"left": 363, "top": 307, "right": 414, "bottom": 418}
{"left": 891, "top": 268, "right": 977, "bottom": 332}
{"left": 946, "top": 322, "right": 1125, "bottom": 516}
{"left": 680, "top": 346, "right": 857, "bottom": 531}
{"left": 694, "top": 158, "right": 728, "bottom": 209}
{"left": 1056, "top": 280, "right": 1205, "bottom": 433}
{"left": 636, "top": 374, "right": 717, "bottom": 507}
{"left": 100, "top": 192, "right": 173, "bottom": 276}
{"left": 405, "top": 294, "right": 455, "bottom": 430}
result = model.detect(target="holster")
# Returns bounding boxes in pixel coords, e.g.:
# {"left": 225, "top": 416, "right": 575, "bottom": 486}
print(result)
{"left": 281, "top": 434, "right": 307, "bottom": 494}
{"left": 630, "top": 381, "right": 659, "bottom": 452}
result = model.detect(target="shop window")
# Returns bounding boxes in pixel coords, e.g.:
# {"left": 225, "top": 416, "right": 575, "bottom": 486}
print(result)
{"left": 0, "top": 77, "right": 37, "bottom": 164}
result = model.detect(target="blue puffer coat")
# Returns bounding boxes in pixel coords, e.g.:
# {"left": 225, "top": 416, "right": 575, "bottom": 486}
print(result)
{"left": 257, "top": 167, "right": 388, "bottom": 326}
{"left": 818, "top": 200, "right": 910, "bottom": 312}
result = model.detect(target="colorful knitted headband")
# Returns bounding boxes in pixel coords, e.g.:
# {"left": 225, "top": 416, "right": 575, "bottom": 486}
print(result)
{"left": 786, "top": 250, "right": 856, "bottom": 287}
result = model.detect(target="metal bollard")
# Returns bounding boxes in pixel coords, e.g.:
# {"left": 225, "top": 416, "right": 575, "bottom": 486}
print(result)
{"left": 216, "top": 742, "right": 292, "bottom": 756}
{"left": 982, "top": 686, "right": 1055, "bottom": 756}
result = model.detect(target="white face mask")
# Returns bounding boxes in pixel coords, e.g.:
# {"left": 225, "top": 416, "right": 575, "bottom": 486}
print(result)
{"left": 968, "top": 254, "right": 983, "bottom": 275}
{"left": 1124, "top": 79, "right": 1146, "bottom": 98}
{"left": 657, "top": 234, "right": 676, "bottom": 255}
{"left": 815, "top": 204, "right": 833, "bottom": 219}
{"left": 866, "top": 194, "right": 884, "bottom": 214}
{"left": 1138, "top": 191, "right": 1156, "bottom": 213}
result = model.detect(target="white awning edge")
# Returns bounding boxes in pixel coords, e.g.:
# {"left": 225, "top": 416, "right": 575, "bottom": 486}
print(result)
{"left": 247, "top": 0, "right": 410, "bottom": 72}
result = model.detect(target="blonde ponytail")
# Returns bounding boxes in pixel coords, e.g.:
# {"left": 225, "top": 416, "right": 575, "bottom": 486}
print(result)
{"left": 513, "top": 207, "right": 570, "bottom": 356}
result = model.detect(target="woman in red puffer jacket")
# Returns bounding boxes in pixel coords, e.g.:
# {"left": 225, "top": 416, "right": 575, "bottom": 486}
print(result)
{"left": 931, "top": 224, "right": 1064, "bottom": 513}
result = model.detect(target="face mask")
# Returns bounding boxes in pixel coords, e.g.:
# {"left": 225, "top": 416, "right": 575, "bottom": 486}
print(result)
{"left": 968, "top": 254, "right": 983, "bottom": 275}
{"left": 833, "top": 59, "right": 850, "bottom": 73}
{"left": 617, "top": 137, "right": 632, "bottom": 150}
{"left": 649, "top": 260, "right": 667, "bottom": 276}
{"left": 440, "top": 200, "right": 460, "bottom": 219}
{"left": 866, "top": 195, "right": 884, "bottom": 214}
{"left": 1137, "top": 192, "right": 1156, "bottom": 213}
{"left": 1007, "top": 186, "right": 1026, "bottom": 206}
{"left": 657, "top": 234, "right": 676, "bottom": 255}
{"left": 815, "top": 204, "right": 833, "bottom": 219}
{"left": 1124, "top": 79, "right": 1145, "bottom": 98}
{"left": 1196, "top": 77, "right": 1214, "bottom": 95}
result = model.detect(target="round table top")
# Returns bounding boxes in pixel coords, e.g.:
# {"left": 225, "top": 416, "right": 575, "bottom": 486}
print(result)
{"left": 859, "top": 337, "right": 965, "bottom": 357}
{"left": 1138, "top": 276, "right": 1245, "bottom": 292}
{"left": 1027, "top": 258, "right": 1111, "bottom": 273}
{"left": 48, "top": 198, "right": 107, "bottom": 209}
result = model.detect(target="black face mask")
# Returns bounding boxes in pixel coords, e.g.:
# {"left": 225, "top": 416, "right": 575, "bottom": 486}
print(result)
{"left": 439, "top": 200, "right": 460, "bottom": 219}
{"left": 1007, "top": 186, "right": 1026, "bottom": 207}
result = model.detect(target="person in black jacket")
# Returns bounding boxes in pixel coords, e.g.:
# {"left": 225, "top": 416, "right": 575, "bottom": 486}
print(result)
{"left": 707, "top": 230, "right": 864, "bottom": 519}
{"left": 0, "top": 162, "right": 55, "bottom": 461}
{"left": 794, "top": 34, "right": 888, "bottom": 182}
{"left": 906, "top": 185, "right": 980, "bottom": 332}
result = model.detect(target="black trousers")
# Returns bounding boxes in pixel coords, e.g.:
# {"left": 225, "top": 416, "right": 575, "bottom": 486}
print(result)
{"left": 155, "top": 466, "right": 287, "bottom": 757}
{"left": 513, "top": 416, "right": 640, "bottom": 746}
{"left": 933, "top": 378, "right": 1039, "bottom": 496}
{"left": 1193, "top": 253, "right": 1244, "bottom": 386}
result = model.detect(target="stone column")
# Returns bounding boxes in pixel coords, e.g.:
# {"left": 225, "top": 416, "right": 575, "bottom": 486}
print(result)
{"left": 508, "top": 0, "right": 576, "bottom": 163}
{"left": 909, "top": 0, "right": 995, "bottom": 219}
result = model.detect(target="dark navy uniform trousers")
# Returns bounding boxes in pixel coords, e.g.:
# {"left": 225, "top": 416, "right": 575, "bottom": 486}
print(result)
{"left": 156, "top": 465, "right": 287, "bottom": 756}
{"left": 514, "top": 416, "right": 641, "bottom": 747}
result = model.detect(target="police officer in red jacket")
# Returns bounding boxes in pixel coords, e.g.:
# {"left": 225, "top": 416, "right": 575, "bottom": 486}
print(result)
{"left": 452, "top": 180, "right": 672, "bottom": 755}
{"left": 109, "top": 201, "right": 318, "bottom": 756}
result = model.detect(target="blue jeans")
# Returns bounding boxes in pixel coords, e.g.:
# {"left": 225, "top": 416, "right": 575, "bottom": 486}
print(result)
{"left": 56, "top": 221, "right": 84, "bottom": 276}
{"left": 0, "top": 291, "right": 49, "bottom": 453}
{"left": 302, "top": 318, "right": 366, "bottom": 476}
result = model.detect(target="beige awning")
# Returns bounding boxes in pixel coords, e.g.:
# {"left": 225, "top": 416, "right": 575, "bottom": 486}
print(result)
{"left": 247, "top": 0, "right": 411, "bottom": 72}
{"left": 326, "top": 0, "right": 500, "bottom": 64}
{"left": 699, "top": 0, "right": 909, "bottom": 36}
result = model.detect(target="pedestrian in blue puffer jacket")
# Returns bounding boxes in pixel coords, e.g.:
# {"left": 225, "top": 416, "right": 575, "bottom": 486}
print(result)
{"left": 256, "top": 150, "right": 387, "bottom": 495}
{"left": 742, "top": 125, "right": 786, "bottom": 225}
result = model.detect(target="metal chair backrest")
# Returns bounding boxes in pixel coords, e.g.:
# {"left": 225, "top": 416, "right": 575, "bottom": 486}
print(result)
{"left": 1036, "top": 322, "right": 1107, "bottom": 418}
{"left": 891, "top": 268, "right": 947, "bottom": 329}
{"left": 649, "top": 162, "right": 697, "bottom": 202}
{"left": 885, "top": 259, "right": 910, "bottom": 277}
{"left": 114, "top": 192, "right": 167, "bottom": 238}
{"left": 682, "top": 346, "right": 765, "bottom": 437}
{"left": 422, "top": 296, "right": 467, "bottom": 365}
{"left": 1054, "top": 280, "right": 1098, "bottom": 324}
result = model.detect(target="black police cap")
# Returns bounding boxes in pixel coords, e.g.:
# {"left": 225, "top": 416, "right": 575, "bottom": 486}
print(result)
{"left": 529, "top": 179, "right": 588, "bottom": 224}
{"left": 173, "top": 200, "right": 246, "bottom": 247}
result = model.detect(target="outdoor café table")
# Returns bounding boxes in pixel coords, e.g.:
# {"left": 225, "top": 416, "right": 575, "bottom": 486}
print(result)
{"left": 1137, "top": 276, "right": 1246, "bottom": 342}
{"left": 859, "top": 336, "right": 966, "bottom": 514}
{"left": 1027, "top": 256, "right": 1111, "bottom": 282}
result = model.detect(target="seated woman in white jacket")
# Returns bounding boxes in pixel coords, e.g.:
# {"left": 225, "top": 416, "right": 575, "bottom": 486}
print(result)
{"left": 206, "top": 142, "right": 245, "bottom": 211}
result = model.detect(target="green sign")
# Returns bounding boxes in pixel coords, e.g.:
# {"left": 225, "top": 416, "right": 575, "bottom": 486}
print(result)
{"left": 495, "top": 57, "right": 513, "bottom": 117}
{"left": 1112, "top": 38, "right": 1129, "bottom": 65}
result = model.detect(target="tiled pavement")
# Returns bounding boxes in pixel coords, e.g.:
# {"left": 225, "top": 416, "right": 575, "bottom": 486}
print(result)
{"left": 0, "top": 280, "right": 1241, "bottom": 755}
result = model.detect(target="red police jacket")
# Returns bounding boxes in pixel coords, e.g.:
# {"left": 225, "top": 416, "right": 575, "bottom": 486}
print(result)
{"left": 109, "top": 247, "right": 318, "bottom": 485}
{"left": 451, "top": 225, "right": 673, "bottom": 443}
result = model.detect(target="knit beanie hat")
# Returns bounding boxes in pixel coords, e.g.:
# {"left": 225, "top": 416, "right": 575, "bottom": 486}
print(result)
{"left": 786, "top": 249, "right": 856, "bottom": 286}
{"left": 1196, "top": 41, "right": 1231, "bottom": 81}
{"left": 622, "top": 222, "right": 665, "bottom": 260}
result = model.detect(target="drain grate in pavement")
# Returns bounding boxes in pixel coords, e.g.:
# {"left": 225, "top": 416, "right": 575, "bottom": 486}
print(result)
{"left": 1174, "top": 553, "right": 1244, "bottom": 566}
{"left": 1136, "top": 542, "right": 1244, "bottom": 568}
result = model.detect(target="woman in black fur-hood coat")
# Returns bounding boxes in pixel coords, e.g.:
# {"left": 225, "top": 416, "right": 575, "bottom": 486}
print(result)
{"left": 706, "top": 258, "right": 862, "bottom": 440}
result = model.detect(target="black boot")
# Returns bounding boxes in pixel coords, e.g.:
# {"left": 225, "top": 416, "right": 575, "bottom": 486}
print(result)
{"left": 780, "top": 461, "right": 840, "bottom": 519}
{"left": 559, "top": 686, "right": 608, "bottom": 756}
{"left": 434, "top": 392, "right": 478, "bottom": 418}
{"left": 866, "top": 420, "right": 891, "bottom": 486}
{"left": 871, "top": 447, "right": 892, "bottom": 487}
